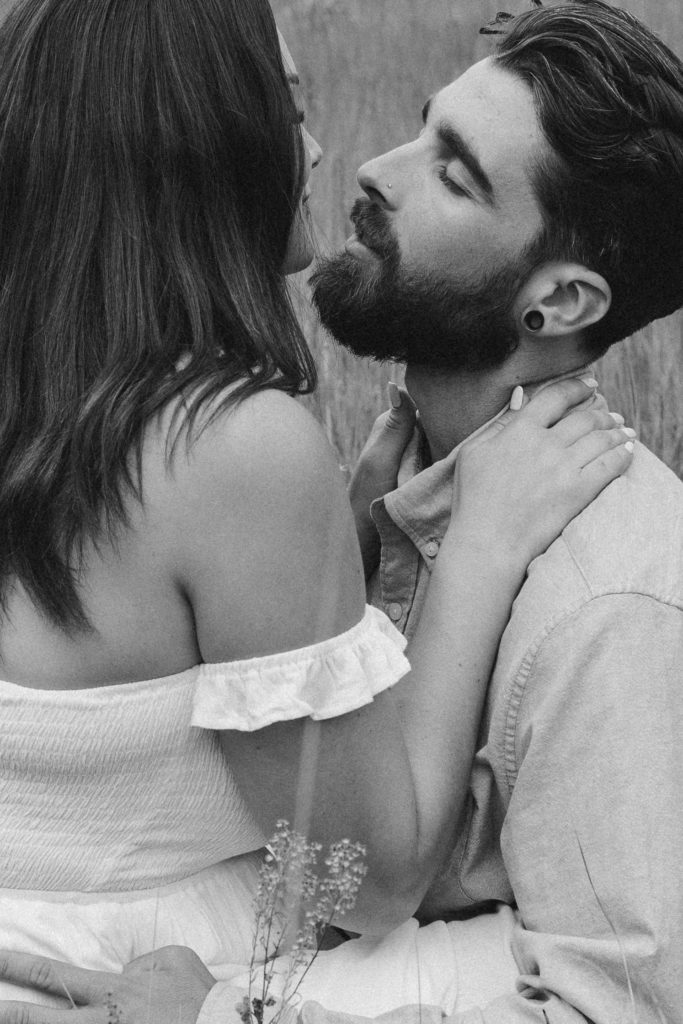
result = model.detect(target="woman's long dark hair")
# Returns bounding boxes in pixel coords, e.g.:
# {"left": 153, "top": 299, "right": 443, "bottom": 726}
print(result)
{"left": 0, "top": 0, "right": 316, "bottom": 630}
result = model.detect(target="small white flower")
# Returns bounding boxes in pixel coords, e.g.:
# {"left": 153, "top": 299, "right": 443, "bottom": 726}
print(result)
{"left": 241, "top": 823, "right": 367, "bottom": 1024}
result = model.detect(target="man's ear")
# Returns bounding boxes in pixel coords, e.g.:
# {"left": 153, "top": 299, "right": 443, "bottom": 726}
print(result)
{"left": 516, "top": 263, "right": 612, "bottom": 338}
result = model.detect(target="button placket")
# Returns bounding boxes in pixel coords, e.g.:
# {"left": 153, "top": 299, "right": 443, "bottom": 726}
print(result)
{"left": 377, "top": 515, "right": 417, "bottom": 634}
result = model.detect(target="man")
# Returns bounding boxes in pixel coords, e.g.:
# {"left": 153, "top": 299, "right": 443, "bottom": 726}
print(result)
{"left": 311, "top": 4, "right": 683, "bottom": 1020}
{"left": 0, "top": 1, "right": 681, "bottom": 1022}
{"left": 309, "top": 4, "right": 683, "bottom": 1021}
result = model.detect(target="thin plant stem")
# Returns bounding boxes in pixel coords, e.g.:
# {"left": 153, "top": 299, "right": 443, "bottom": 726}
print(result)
{"left": 575, "top": 831, "right": 637, "bottom": 1024}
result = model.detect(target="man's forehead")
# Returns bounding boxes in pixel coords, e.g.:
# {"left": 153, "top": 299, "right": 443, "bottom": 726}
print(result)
{"left": 428, "top": 57, "right": 545, "bottom": 199}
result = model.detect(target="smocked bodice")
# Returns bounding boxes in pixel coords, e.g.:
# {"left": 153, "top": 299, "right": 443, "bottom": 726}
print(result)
{"left": 0, "top": 605, "right": 408, "bottom": 893}
{"left": 0, "top": 669, "right": 263, "bottom": 892}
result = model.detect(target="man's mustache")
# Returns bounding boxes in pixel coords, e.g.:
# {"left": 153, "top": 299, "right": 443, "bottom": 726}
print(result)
{"left": 349, "top": 197, "right": 399, "bottom": 261}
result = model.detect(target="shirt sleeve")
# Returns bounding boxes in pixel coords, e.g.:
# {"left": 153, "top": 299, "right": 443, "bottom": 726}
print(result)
{"left": 447, "top": 592, "right": 683, "bottom": 1023}
{"left": 191, "top": 604, "right": 409, "bottom": 731}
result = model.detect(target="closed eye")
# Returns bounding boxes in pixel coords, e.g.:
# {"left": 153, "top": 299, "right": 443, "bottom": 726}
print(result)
{"left": 437, "top": 165, "right": 468, "bottom": 197}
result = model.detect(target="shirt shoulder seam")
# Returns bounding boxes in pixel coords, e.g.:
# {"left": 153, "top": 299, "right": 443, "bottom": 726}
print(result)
{"left": 501, "top": 588, "right": 683, "bottom": 794}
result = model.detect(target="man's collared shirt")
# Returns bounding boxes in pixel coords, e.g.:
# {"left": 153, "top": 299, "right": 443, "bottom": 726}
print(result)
{"left": 368, "top": 406, "right": 683, "bottom": 1023}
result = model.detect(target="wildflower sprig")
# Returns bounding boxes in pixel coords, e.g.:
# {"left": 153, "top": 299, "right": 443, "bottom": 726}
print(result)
{"left": 237, "top": 821, "right": 367, "bottom": 1024}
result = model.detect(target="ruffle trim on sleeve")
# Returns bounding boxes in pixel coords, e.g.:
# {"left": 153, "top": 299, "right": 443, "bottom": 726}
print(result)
{"left": 191, "top": 605, "right": 410, "bottom": 732}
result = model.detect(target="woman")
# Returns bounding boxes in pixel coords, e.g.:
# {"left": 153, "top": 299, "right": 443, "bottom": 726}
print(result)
{"left": 0, "top": 0, "right": 633, "bottom": 1014}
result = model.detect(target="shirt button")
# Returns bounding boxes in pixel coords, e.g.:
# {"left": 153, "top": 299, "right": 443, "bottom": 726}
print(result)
{"left": 387, "top": 602, "right": 403, "bottom": 622}
{"left": 424, "top": 540, "right": 440, "bottom": 558}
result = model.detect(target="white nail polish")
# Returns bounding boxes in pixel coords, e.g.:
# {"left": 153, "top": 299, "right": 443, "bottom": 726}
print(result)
{"left": 509, "top": 385, "right": 524, "bottom": 412}
{"left": 621, "top": 427, "right": 637, "bottom": 438}
{"left": 609, "top": 412, "right": 625, "bottom": 425}
{"left": 624, "top": 441, "right": 635, "bottom": 453}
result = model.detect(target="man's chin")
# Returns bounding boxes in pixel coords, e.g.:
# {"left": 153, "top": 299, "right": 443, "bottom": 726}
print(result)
{"left": 309, "top": 252, "right": 386, "bottom": 355}
{"left": 309, "top": 249, "right": 521, "bottom": 371}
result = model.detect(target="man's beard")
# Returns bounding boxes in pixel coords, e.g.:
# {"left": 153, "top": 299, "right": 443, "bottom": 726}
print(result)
{"left": 310, "top": 198, "right": 526, "bottom": 372}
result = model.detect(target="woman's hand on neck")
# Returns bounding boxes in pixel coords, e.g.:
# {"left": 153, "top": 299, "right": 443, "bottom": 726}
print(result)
{"left": 405, "top": 350, "right": 592, "bottom": 463}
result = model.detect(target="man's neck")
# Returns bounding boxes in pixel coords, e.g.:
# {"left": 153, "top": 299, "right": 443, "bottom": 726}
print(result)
{"left": 405, "top": 358, "right": 590, "bottom": 462}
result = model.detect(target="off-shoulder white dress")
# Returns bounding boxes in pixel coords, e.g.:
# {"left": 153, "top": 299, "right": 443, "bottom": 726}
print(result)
{"left": 0, "top": 607, "right": 405, "bottom": 1005}
{"left": 0, "top": 605, "right": 517, "bottom": 1014}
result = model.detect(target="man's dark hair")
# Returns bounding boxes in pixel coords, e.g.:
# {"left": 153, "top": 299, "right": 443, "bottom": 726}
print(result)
{"left": 494, "top": 0, "right": 683, "bottom": 358}
{"left": 0, "top": 0, "right": 315, "bottom": 630}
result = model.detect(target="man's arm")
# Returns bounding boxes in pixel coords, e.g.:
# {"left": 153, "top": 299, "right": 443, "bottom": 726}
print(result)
{"left": 460, "top": 591, "right": 683, "bottom": 1024}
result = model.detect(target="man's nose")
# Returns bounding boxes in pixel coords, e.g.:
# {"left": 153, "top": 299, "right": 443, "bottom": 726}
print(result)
{"left": 357, "top": 147, "right": 405, "bottom": 208}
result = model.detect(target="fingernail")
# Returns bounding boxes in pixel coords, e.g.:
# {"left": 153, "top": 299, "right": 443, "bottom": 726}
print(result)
{"left": 579, "top": 375, "right": 599, "bottom": 389}
{"left": 388, "top": 381, "right": 401, "bottom": 409}
{"left": 609, "top": 412, "right": 625, "bottom": 425}
{"left": 621, "top": 427, "right": 637, "bottom": 438}
{"left": 509, "top": 385, "right": 524, "bottom": 412}
{"left": 624, "top": 441, "right": 635, "bottom": 453}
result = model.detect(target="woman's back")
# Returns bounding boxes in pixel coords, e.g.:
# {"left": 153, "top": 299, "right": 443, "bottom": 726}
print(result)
{"left": 0, "top": 388, "right": 363, "bottom": 690}
{"left": 0, "top": 0, "right": 319, "bottom": 686}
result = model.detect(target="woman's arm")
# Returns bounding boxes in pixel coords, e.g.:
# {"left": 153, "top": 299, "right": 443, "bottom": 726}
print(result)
{"left": 177, "top": 381, "right": 632, "bottom": 931}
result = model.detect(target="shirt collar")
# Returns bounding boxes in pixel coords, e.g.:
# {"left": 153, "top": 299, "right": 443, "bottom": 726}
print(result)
{"left": 376, "top": 366, "right": 593, "bottom": 555}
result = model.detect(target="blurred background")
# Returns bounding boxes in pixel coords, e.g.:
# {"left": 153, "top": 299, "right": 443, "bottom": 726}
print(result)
{"left": 272, "top": 0, "right": 683, "bottom": 477}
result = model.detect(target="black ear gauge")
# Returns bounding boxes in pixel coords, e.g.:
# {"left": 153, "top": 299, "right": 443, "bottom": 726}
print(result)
{"left": 524, "top": 310, "right": 545, "bottom": 332}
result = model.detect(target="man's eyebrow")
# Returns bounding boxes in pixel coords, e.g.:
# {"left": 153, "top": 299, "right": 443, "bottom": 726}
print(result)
{"left": 422, "top": 96, "right": 495, "bottom": 204}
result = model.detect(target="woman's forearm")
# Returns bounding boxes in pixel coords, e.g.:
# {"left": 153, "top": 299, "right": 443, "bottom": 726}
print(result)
{"left": 391, "top": 530, "right": 527, "bottom": 881}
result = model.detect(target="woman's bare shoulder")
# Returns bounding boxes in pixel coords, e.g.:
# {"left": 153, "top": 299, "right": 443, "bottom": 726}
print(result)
{"left": 143, "top": 388, "right": 365, "bottom": 660}
{"left": 143, "top": 387, "right": 339, "bottom": 499}
{"left": 181, "top": 388, "right": 345, "bottom": 509}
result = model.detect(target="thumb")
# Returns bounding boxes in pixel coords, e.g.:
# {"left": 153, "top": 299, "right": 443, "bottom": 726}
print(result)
{"left": 384, "top": 382, "right": 417, "bottom": 439}
{"left": 463, "top": 385, "right": 530, "bottom": 450}
{"left": 493, "top": 384, "right": 530, "bottom": 429}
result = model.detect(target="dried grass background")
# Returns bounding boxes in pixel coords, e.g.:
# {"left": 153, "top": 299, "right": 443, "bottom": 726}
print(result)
{"left": 273, "top": 0, "right": 683, "bottom": 476}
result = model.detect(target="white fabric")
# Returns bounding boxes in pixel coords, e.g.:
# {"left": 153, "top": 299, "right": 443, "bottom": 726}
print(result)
{"left": 0, "top": 669, "right": 263, "bottom": 892}
{"left": 192, "top": 605, "right": 409, "bottom": 731}
{"left": 0, "top": 605, "right": 409, "bottom": 1005}
{"left": 198, "top": 907, "right": 520, "bottom": 1022}
{"left": 0, "top": 856, "right": 263, "bottom": 1008}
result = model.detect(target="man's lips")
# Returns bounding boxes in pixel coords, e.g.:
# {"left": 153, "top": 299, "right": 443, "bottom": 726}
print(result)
{"left": 345, "top": 232, "right": 382, "bottom": 262}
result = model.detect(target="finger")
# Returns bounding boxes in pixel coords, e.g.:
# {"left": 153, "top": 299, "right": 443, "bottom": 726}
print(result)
{"left": 0, "top": 1003, "right": 105, "bottom": 1024}
{"left": 461, "top": 405, "right": 524, "bottom": 449}
{"left": 384, "top": 383, "right": 417, "bottom": 434}
{"left": 0, "top": 954, "right": 106, "bottom": 1005}
{"left": 572, "top": 429, "right": 636, "bottom": 469}
{"left": 519, "top": 377, "right": 599, "bottom": 427}
{"left": 579, "top": 440, "right": 635, "bottom": 494}
{"left": 551, "top": 408, "right": 630, "bottom": 446}
{"left": 387, "top": 381, "right": 409, "bottom": 410}
{"left": 555, "top": 390, "right": 606, "bottom": 419}
{"left": 590, "top": 391, "right": 610, "bottom": 414}
{"left": 124, "top": 945, "right": 215, "bottom": 981}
